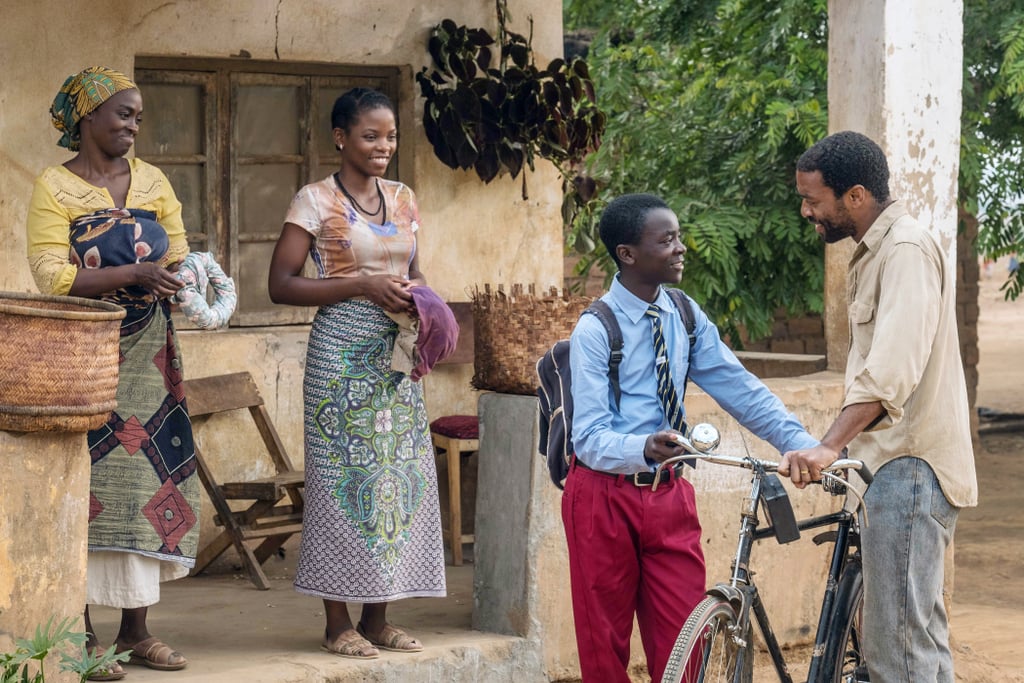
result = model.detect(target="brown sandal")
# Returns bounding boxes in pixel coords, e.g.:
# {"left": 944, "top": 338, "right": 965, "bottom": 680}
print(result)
{"left": 321, "top": 629, "right": 380, "bottom": 659}
{"left": 116, "top": 636, "right": 187, "bottom": 671}
{"left": 85, "top": 661, "right": 126, "bottom": 682}
{"left": 357, "top": 622, "right": 423, "bottom": 653}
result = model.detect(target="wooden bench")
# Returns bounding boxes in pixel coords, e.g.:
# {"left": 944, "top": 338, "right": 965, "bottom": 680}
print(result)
{"left": 184, "top": 371, "right": 304, "bottom": 590}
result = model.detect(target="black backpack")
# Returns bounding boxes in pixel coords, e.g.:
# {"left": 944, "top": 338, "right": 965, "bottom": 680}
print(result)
{"left": 536, "top": 289, "right": 697, "bottom": 489}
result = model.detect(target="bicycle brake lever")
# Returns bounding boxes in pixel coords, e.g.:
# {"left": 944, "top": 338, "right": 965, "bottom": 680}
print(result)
{"left": 818, "top": 472, "right": 869, "bottom": 527}
{"left": 824, "top": 458, "right": 874, "bottom": 486}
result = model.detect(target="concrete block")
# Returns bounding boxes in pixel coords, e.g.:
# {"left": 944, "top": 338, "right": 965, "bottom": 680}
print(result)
{"left": 735, "top": 352, "right": 828, "bottom": 379}
{"left": 0, "top": 429, "right": 90, "bottom": 683}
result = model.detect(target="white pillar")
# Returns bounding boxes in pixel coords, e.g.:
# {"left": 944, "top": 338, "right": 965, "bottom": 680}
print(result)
{"left": 825, "top": 0, "right": 964, "bottom": 369}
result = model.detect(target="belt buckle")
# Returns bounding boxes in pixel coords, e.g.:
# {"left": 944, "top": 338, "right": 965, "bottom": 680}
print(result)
{"left": 633, "top": 472, "right": 653, "bottom": 487}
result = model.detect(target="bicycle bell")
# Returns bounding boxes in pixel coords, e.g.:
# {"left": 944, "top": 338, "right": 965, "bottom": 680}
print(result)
{"left": 688, "top": 423, "right": 720, "bottom": 452}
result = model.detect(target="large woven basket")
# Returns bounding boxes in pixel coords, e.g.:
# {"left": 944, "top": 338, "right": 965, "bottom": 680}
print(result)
{"left": 471, "top": 284, "right": 593, "bottom": 395}
{"left": 0, "top": 292, "right": 125, "bottom": 433}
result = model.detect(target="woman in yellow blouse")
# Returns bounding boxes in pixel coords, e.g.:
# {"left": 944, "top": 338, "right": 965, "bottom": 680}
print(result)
{"left": 26, "top": 66, "right": 196, "bottom": 680}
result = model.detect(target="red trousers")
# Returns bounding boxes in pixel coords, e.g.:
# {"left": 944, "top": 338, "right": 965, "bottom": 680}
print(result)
{"left": 562, "top": 464, "right": 706, "bottom": 683}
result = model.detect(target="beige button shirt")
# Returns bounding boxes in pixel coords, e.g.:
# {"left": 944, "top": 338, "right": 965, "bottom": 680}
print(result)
{"left": 844, "top": 201, "right": 977, "bottom": 508}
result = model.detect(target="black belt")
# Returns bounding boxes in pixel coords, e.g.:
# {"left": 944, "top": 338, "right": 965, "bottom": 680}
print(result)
{"left": 573, "top": 457, "right": 684, "bottom": 487}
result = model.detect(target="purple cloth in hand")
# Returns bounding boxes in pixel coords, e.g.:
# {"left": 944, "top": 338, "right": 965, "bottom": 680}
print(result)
{"left": 409, "top": 286, "right": 460, "bottom": 381}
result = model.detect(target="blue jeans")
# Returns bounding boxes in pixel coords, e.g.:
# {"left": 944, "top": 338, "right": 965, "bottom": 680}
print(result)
{"left": 861, "top": 457, "right": 958, "bottom": 683}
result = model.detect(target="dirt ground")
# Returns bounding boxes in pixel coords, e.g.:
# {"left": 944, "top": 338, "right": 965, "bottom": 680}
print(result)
{"left": 950, "top": 256, "right": 1024, "bottom": 682}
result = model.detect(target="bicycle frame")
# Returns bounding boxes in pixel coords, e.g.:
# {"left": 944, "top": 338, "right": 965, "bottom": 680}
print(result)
{"left": 708, "top": 470, "right": 860, "bottom": 683}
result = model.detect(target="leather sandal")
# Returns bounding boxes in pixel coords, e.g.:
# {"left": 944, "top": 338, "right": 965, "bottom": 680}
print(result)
{"left": 321, "top": 629, "right": 380, "bottom": 659}
{"left": 116, "top": 636, "right": 187, "bottom": 671}
{"left": 357, "top": 622, "right": 424, "bottom": 653}
{"left": 85, "top": 661, "right": 126, "bottom": 681}
{"left": 85, "top": 643, "right": 127, "bottom": 681}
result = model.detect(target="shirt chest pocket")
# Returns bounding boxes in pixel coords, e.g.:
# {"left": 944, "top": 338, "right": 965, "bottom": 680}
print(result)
{"left": 848, "top": 300, "right": 875, "bottom": 358}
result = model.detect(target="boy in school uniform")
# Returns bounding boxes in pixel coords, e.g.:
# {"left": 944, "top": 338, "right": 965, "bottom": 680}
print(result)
{"left": 564, "top": 193, "right": 818, "bottom": 681}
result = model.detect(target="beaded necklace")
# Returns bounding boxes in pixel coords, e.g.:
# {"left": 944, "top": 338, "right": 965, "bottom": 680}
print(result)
{"left": 334, "top": 173, "right": 386, "bottom": 223}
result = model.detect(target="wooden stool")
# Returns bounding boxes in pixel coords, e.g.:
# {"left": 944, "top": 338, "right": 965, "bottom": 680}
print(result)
{"left": 430, "top": 415, "right": 480, "bottom": 566}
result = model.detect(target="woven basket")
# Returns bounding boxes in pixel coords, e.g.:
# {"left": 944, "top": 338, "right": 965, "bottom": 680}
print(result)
{"left": 0, "top": 292, "right": 125, "bottom": 433}
{"left": 471, "top": 284, "right": 593, "bottom": 395}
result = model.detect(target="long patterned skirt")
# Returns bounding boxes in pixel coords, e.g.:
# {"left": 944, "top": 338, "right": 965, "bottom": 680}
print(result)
{"left": 294, "top": 299, "right": 446, "bottom": 602}
{"left": 87, "top": 300, "right": 200, "bottom": 567}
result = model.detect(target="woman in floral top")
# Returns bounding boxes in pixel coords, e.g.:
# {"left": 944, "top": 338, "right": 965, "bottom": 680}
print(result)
{"left": 268, "top": 88, "right": 445, "bottom": 659}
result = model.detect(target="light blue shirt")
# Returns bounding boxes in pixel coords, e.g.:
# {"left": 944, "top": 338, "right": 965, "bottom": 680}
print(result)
{"left": 569, "top": 276, "right": 819, "bottom": 473}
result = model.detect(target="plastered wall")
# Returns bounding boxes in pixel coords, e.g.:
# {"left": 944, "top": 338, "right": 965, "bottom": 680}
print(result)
{"left": 0, "top": 0, "right": 564, "bottom": 633}
{"left": 0, "top": 0, "right": 564, "bottom": 414}
{"left": 0, "top": 431, "right": 90, "bottom": 683}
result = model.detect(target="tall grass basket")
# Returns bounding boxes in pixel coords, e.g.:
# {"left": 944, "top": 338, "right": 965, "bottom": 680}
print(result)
{"left": 0, "top": 292, "right": 125, "bottom": 432}
{"left": 470, "top": 284, "right": 593, "bottom": 395}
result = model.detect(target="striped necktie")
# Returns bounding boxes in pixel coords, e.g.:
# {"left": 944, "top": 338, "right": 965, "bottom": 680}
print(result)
{"left": 645, "top": 304, "right": 687, "bottom": 432}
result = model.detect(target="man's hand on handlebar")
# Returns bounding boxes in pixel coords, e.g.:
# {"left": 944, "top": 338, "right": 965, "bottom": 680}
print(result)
{"left": 779, "top": 444, "right": 841, "bottom": 489}
{"left": 644, "top": 430, "right": 687, "bottom": 463}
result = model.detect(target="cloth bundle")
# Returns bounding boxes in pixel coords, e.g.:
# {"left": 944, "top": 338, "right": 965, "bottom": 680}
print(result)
{"left": 387, "top": 286, "right": 460, "bottom": 381}
{"left": 173, "top": 251, "right": 237, "bottom": 330}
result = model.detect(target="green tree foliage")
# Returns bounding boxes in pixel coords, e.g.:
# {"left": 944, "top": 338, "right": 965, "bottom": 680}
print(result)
{"left": 962, "top": 0, "right": 1024, "bottom": 298}
{"left": 564, "top": 0, "right": 829, "bottom": 343}
{"left": 566, "top": 0, "right": 1024, "bottom": 343}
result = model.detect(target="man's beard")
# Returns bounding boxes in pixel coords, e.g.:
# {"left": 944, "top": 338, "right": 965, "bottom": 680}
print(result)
{"left": 818, "top": 218, "right": 856, "bottom": 244}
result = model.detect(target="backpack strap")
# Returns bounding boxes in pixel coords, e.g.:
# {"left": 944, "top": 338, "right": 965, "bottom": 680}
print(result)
{"left": 664, "top": 288, "right": 697, "bottom": 397}
{"left": 582, "top": 291, "right": 695, "bottom": 408}
{"left": 665, "top": 288, "right": 696, "bottom": 347}
{"left": 582, "top": 300, "right": 624, "bottom": 407}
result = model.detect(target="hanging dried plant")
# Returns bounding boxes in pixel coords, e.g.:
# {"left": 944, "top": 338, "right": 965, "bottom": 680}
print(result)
{"left": 415, "top": 0, "right": 605, "bottom": 204}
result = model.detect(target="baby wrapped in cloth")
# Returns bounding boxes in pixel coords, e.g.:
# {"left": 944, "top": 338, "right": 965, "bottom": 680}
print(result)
{"left": 172, "top": 251, "right": 237, "bottom": 330}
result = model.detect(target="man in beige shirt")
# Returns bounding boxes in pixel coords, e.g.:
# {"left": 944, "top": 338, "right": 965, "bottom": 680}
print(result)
{"left": 781, "top": 131, "right": 977, "bottom": 683}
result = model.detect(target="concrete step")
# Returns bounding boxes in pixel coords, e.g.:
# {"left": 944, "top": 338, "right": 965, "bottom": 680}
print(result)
{"left": 88, "top": 560, "right": 546, "bottom": 682}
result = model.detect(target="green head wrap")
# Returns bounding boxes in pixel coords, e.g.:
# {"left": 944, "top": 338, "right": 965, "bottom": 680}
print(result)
{"left": 50, "top": 66, "right": 137, "bottom": 151}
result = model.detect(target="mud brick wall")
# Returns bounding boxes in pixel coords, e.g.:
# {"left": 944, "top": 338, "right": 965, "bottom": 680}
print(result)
{"left": 738, "top": 311, "right": 826, "bottom": 355}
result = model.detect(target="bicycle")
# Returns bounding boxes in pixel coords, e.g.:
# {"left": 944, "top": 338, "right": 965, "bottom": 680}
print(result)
{"left": 655, "top": 423, "right": 874, "bottom": 683}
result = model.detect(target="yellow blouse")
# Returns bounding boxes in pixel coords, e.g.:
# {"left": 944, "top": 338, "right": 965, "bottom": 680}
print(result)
{"left": 26, "top": 158, "right": 188, "bottom": 295}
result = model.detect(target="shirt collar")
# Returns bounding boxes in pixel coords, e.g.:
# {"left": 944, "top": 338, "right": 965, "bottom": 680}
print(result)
{"left": 609, "top": 274, "right": 673, "bottom": 324}
{"left": 856, "top": 200, "right": 908, "bottom": 257}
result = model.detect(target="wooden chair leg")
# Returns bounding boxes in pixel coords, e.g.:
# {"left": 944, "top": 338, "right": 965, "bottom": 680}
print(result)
{"left": 446, "top": 438, "right": 463, "bottom": 566}
{"left": 253, "top": 534, "right": 292, "bottom": 564}
{"left": 192, "top": 529, "right": 233, "bottom": 575}
{"left": 194, "top": 448, "right": 272, "bottom": 590}
{"left": 239, "top": 544, "right": 272, "bottom": 590}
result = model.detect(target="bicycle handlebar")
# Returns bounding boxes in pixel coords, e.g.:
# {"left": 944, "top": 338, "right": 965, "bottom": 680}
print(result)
{"left": 657, "top": 431, "right": 874, "bottom": 487}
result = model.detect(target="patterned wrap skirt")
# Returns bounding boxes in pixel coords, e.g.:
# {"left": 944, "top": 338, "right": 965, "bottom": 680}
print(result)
{"left": 294, "top": 299, "right": 446, "bottom": 602}
{"left": 87, "top": 298, "right": 200, "bottom": 566}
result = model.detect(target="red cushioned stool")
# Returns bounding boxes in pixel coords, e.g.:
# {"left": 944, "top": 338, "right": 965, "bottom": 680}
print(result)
{"left": 430, "top": 415, "right": 480, "bottom": 566}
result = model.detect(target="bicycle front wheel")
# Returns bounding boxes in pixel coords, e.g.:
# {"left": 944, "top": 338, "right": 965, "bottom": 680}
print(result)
{"left": 662, "top": 597, "right": 753, "bottom": 683}
{"left": 817, "top": 559, "right": 868, "bottom": 682}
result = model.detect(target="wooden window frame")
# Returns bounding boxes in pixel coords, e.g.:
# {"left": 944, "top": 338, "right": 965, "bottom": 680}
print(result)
{"left": 135, "top": 56, "right": 404, "bottom": 327}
